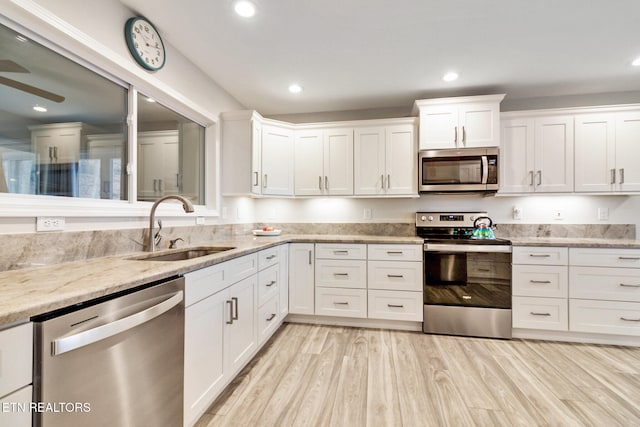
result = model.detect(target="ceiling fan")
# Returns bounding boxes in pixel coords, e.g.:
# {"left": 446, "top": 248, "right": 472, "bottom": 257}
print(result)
{"left": 0, "top": 59, "right": 65, "bottom": 103}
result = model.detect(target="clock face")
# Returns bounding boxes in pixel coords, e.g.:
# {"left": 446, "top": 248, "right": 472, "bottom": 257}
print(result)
{"left": 125, "top": 17, "right": 166, "bottom": 71}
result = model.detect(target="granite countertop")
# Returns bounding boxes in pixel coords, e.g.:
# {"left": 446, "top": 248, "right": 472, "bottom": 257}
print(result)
{"left": 508, "top": 237, "right": 640, "bottom": 248}
{"left": 0, "top": 234, "right": 423, "bottom": 326}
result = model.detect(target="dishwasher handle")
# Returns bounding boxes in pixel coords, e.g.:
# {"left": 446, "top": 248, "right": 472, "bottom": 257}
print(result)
{"left": 51, "top": 290, "right": 183, "bottom": 356}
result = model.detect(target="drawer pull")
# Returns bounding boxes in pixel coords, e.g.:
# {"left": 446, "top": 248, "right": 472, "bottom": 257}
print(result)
{"left": 386, "top": 251, "right": 403, "bottom": 255}
{"left": 478, "top": 268, "right": 491, "bottom": 272}
{"left": 266, "top": 280, "right": 276, "bottom": 287}
{"left": 387, "top": 274, "right": 404, "bottom": 278}
{"left": 530, "top": 280, "right": 552, "bottom": 284}
{"left": 266, "top": 254, "right": 277, "bottom": 260}
{"left": 387, "top": 304, "right": 404, "bottom": 308}
{"left": 333, "top": 301, "right": 349, "bottom": 305}
{"left": 619, "top": 283, "right": 640, "bottom": 288}
{"left": 530, "top": 312, "right": 551, "bottom": 316}
{"left": 529, "top": 254, "right": 551, "bottom": 258}
{"left": 620, "top": 317, "right": 640, "bottom": 322}
{"left": 333, "top": 250, "right": 349, "bottom": 255}
{"left": 618, "top": 257, "right": 640, "bottom": 260}
{"left": 266, "top": 313, "right": 276, "bottom": 321}
{"left": 334, "top": 273, "right": 349, "bottom": 277}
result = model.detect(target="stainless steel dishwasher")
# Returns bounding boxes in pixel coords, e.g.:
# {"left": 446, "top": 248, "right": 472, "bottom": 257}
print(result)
{"left": 33, "top": 276, "right": 185, "bottom": 427}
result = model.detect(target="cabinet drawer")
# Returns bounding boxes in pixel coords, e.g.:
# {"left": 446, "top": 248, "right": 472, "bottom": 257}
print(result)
{"left": 0, "top": 385, "right": 32, "bottom": 427}
{"left": 315, "top": 287, "right": 367, "bottom": 318}
{"left": 570, "top": 299, "right": 640, "bottom": 336}
{"left": 513, "top": 264, "right": 568, "bottom": 298}
{"left": 226, "top": 253, "right": 259, "bottom": 285}
{"left": 570, "top": 266, "right": 640, "bottom": 302}
{"left": 0, "top": 323, "right": 33, "bottom": 399}
{"left": 367, "top": 244, "right": 422, "bottom": 261}
{"left": 512, "top": 296, "right": 568, "bottom": 331}
{"left": 513, "top": 246, "right": 568, "bottom": 265}
{"left": 367, "top": 290, "right": 423, "bottom": 321}
{"left": 257, "top": 296, "right": 280, "bottom": 345}
{"left": 258, "top": 247, "right": 280, "bottom": 271}
{"left": 258, "top": 264, "right": 279, "bottom": 306}
{"left": 185, "top": 262, "right": 226, "bottom": 306}
{"left": 570, "top": 247, "right": 640, "bottom": 268}
{"left": 315, "top": 259, "right": 366, "bottom": 289}
{"left": 367, "top": 261, "right": 422, "bottom": 291}
{"left": 315, "top": 243, "right": 366, "bottom": 260}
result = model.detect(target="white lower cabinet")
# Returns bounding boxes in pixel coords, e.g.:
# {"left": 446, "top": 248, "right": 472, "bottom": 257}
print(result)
{"left": 279, "top": 244, "right": 290, "bottom": 318}
{"left": 184, "top": 254, "right": 258, "bottom": 427}
{"left": 513, "top": 296, "right": 568, "bottom": 331}
{"left": 256, "top": 248, "right": 283, "bottom": 345}
{"left": 367, "top": 290, "right": 422, "bottom": 321}
{"left": 315, "top": 287, "right": 367, "bottom": 318}
{"left": 569, "top": 299, "right": 640, "bottom": 336}
{"left": 289, "top": 244, "right": 315, "bottom": 315}
{"left": 0, "top": 322, "right": 32, "bottom": 427}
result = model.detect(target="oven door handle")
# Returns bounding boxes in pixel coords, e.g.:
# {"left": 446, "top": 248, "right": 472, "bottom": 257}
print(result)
{"left": 424, "top": 243, "right": 512, "bottom": 253}
{"left": 481, "top": 155, "right": 489, "bottom": 185}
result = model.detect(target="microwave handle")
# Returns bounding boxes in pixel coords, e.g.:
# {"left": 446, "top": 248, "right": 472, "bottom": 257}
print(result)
{"left": 481, "top": 156, "right": 488, "bottom": 184}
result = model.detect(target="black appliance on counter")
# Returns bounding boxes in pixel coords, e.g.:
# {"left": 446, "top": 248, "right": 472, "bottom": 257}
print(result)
{"left": 417, "top": 212, "right": 512, "bottom": 339}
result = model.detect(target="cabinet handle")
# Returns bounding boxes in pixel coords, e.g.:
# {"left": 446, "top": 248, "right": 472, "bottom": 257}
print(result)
{"left": 478, "top": 268, "right": 491, "bottom": 272}
{"left": 266, "top": 280, "right": 277, "bottom": 287}
{"left": 308, "top": 250, "right": 312, "bottom": 265}
{"left": 263, "top": 174, "right": 267, "bottom": 188}
{"left": 618, "top": 257, "right": 640, "bottom": 260}
{"left": 319, "top": 176, "right": 323, "bottom": 191}
{"left": 253, "top": 171, "right": 259, "bottom": 186}
{"left": 530, "top": 280, "right": 552, "bottom": 284}
{"left": 387, "top": 274, "right": 404, "bottom": 278}
{"left": 48, "top": 146, "right": 53, "bottom": 162}
{"left": 325, "top": 176, "right": 329, "bottom": 191}
{"left": 454, "top": 126, "right": 458, "bottom": 145}
{"left": 620, "top": 168, "right": 625, "bottom": 184}
{"left": 619, "top": 283, "right": 640, "bottom": 288}
{"left": 53, "top": 146, "right": 58, "bottom": 162}
{"left": 620, "top": 317, "right": 640, "bottom": 322}
{"left": 530, "top": 312, "right": 551, "bottom": 316}
{"left": 334, "top": 273, "right": 349, "bottom": 276}
{"left": 333, "top": 301, "right": 349, "bottom": 305}
{"left": 387, "top": 251, "right": 403, "bottom": 255}
{"left": 333, "top": 250, "right": 349, "bottom": 255}
{"left": 231, "top": 297, "right": 239, "bottom": 320}
{"left": 153, "top": 179, "right": 158, "bottom": 192}
{"left": 266, "top": 254, "right": 277, "bottom": 260}
{"left": 266, "top": 313, "right": 276, "bottom": 321}
{"left": 528, "top": 171, "right": 534, "bottom": 186}
{"left": 529, "top": 254, "right": 551, "bottom": 258}
{"left": 536, "top": 170, "right": 542, "bottom": 186}
{"left": 159, "top": 179, "right": 163, "bottom": 192}
{"left": 388, "top": 304, "right": 404, "bottom": 308}
{"left": 387, "top": 174, "right": 391, "bottom": 189}
{"left": 226, "top": 300, "right": 234, "bottom": 324}
{"left": 611, "top": 169, "right": 616, "bottom": 184}
{"left": 461, "top": 126, "right": 466, "bottom": 145}
{"left": 381, "top": 174, "right": 385, "bottom": 190}
{"left": 176, "top": 173, "right": 180, "bottom": 189}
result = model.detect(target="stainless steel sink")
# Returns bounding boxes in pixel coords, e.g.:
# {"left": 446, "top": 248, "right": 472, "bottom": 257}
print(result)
{"left": 129, "top": 246, "right": 235, "bottom": 261}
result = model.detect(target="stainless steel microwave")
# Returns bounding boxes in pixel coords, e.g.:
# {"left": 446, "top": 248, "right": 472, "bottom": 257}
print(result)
{"left": 419, "top": 147, "right": 499, "bottom": 192}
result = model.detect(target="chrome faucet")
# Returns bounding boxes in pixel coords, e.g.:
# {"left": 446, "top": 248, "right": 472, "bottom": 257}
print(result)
{"left": 148, "top": 195, "right": 195, "bottom": 252}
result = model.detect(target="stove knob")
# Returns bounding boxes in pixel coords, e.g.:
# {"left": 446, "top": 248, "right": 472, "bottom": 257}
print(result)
{"left": 420, "top": 215, "right": 427, "bottom": 222}
{"left": 428, "top": 215, "right": 434, "bottom": 221}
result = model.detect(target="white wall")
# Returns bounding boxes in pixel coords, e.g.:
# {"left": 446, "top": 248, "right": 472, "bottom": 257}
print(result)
{"left": 254, "top": 194, "right": 640, "bottom": 229}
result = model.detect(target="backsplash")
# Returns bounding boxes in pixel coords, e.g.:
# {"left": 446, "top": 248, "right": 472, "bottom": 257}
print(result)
{"left": 0, "top": 222, "right": 635, "bottom": 271}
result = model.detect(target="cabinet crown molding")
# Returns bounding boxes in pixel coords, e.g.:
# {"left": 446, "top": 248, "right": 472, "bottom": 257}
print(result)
{"left": 412, "top": 94, "right": 506, "bottom": 115}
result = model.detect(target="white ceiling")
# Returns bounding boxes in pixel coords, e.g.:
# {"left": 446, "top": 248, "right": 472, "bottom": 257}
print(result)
{"left": 121, "top": 0, "right": 640, "bottom": 116}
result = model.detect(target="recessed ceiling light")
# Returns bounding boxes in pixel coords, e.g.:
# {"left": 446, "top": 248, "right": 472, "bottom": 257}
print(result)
{"left": 443, "top": 72, "right": 459, "bottom": 82}
{"left": 33, "top": 105, "right": 47, "bottom": 112}
{"left": 15, "top": 35, "right": 28, "bottom": 42}
{"left": 288, "top": 84, "right": 302, "bottom": 94}
{"left": 145, "top": 97, "right": 156, "bottom": 103}
{"left": 632, "top": 57, "right": 640, "bottom": 66}
{"left": 234, "top": 1, "right": 256, "bottom": 18}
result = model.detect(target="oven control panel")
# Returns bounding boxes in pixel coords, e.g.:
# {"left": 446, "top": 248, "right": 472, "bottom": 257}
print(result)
{"left": 416, "top": 212, "right": 487, "bottom": 228}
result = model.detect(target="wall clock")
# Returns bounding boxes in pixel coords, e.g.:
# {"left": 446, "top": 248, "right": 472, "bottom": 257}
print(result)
{"left": 125, "top": 17, "right": 166, "bottom": 71}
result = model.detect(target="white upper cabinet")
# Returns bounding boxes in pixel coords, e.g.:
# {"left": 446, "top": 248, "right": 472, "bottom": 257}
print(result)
{"left": 501, "top": 115, "right": 574, "bottom": 193}
{"left": 354, "top": 121, "right": 417, "bottom": 196}
{"left": 30, "top": 122, "right": 84, "bottom": 164}
{"left": 137, "top": 130, "right": 180, "bottom": 200}
{"left": 574, "top": 110, "right": 640, "bottom": 193}
{"left": 414, "top": 94, "right": 504, "bottom": 149}
{"left": 260, "top": 124, "right": 295, "bottom": 196}
{"left": 220, "top": 110, "right": 262, "bottom": 196}
{"left": 294, "top": 127, "right": 353, "bottom": 196}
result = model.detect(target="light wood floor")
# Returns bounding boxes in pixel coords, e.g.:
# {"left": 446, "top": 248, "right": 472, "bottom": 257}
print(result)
{"left": 195, "top": 323, "right": 640, "bottom": 427}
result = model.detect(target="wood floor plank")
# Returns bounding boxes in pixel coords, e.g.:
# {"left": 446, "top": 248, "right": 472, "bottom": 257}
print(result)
{"left": 365, "top": 329, "right": 403, "bottom": 427}
{"left": 468, "top": 408, "right": 513, "bottom": 427}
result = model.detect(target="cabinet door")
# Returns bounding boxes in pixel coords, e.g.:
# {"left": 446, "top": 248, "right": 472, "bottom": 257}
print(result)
{"left": 294, "top": 130, "right": 324, "bottom": 196}
{"left": 615, "top": 112, "right": 640, "bottom": 192}
{"left": 251, "top": 120, "right": 262, "bottom": 194}
{"left": 160, "top": 138, "right": 180, "bottom": 194}
{"left": 385, "top": 124, "right": 417, "bottom": 195}
{"left": 354, "top": 127, "right": 385, "bottom": 195}
{"left": 324, "top": 128, "right": 354, "bottom": 195}
{"left": 458, "top": 102, "right": 500, "bottom": 148}
{"left": 289, "top": 243, "right": 315, "bottom": 314}
{"left": 32, "top": 125, "right": 81, "bottom": 164}
{"left": 184, "top": 290, "right": 227, "bottom": 426}
{"left": 535, "top": 116, "right": 574, "bottom": 192}
{"left": 279, "top": 244, "right": 289, "bottom": 317}
{"left": 574, "top": 114, "right": 616, "bottom": 192}
{"left": 500, "top": 118, "right": 535, "bottom": 193}
{"left": 418, "top": 105, "right": 458, "bottom": 149}
{"left": 137, "top": 138, "right": 164, "bottom": 199}
{"left": 226, "top": 275, "right": 258, "bottom": 376}
{"left": 261, "top": 125, "right": 294, "bottom": 195}
{"left": 0, "top": 385, "right": 32, "bottom": 427}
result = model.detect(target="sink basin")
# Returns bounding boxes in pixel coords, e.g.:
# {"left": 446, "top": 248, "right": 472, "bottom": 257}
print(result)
{"left": 129, "top": 246, "right": 235, "bottom": 261}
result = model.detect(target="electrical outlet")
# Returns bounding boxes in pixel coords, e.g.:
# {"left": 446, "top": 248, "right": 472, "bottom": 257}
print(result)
{"left": 597, "top": 208, "right": 609, "bottom": 221}
{"left": 363, "top": 208, "right": 372, "bottom": 220}
{"left": 553, "top": 209, "right": 564, "bottom": 220}
{"left": 513, "top": 206, "right": 522, "bottom": 220}
{"left": 196, "top": 216, "right": 206, "bottom": 225}
{"left": 36, "top": 217, "right": 65, "bottom": 232}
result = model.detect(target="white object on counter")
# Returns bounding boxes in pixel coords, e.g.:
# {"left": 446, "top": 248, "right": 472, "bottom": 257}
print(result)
{"left": 252, "top": 229, "right": 282, "bottom": 236}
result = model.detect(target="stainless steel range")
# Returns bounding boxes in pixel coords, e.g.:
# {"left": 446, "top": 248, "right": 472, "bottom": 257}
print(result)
{"left": 417, "top": 212, "right": 512, "bottom": 339}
